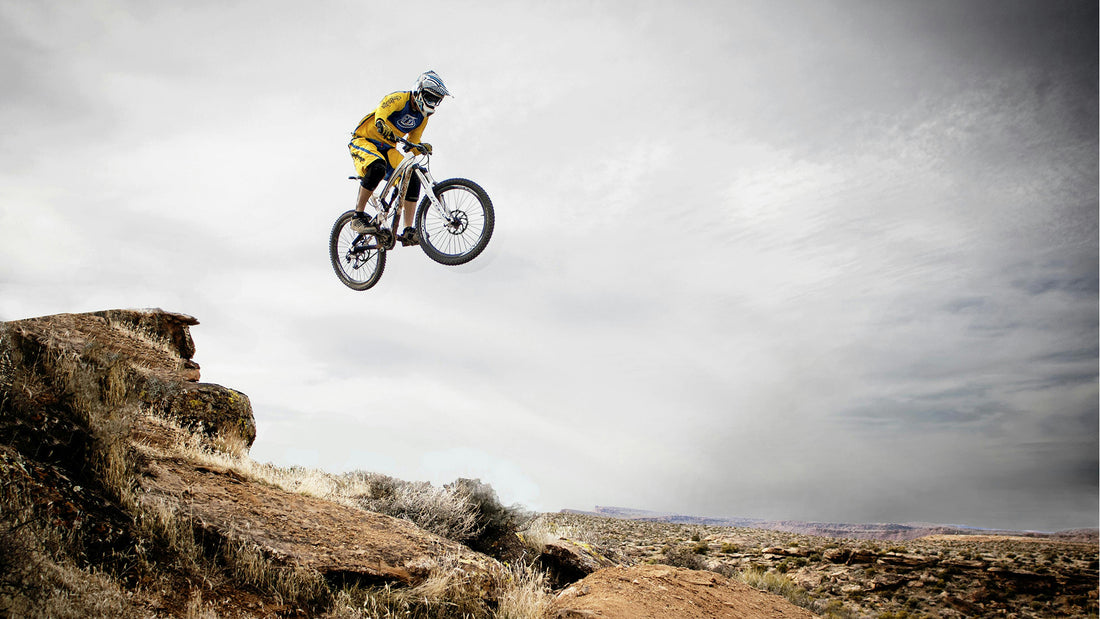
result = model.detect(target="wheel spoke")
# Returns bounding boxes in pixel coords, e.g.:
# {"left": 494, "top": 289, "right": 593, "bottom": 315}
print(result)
{"left": 330, "top": 212, "right": 385, "bottom": 290}
{"left": 420, "top": 185, "right": 489, "bottom": 259}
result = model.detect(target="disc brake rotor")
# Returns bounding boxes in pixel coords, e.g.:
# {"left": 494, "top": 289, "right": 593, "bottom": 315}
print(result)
{"left": 446, "top": 210, "right": 469, "bottom": 235}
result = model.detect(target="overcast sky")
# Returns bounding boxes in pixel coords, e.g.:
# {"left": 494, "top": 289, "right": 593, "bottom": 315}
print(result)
{"left": 1, "top": 0, "right": 1096, "bottom": 532}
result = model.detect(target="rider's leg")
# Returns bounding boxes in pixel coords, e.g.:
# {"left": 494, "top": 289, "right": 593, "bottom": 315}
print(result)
{"left": 350, "top": 160, "right": 387, "bottom": 233}
{"left": 397, "top": 175, "right": 422, "bottom": 245}
{"left": 355, "top": 184, "right": 373, "bottom": 212}
{"left": 400, "top": 199, "right": 416, "bottom": 228}
{"left": 355, "top": 159, "right": 387, "bottom": 213}
{"left": 404, "top": 174, "right": 422, "bottom": 227}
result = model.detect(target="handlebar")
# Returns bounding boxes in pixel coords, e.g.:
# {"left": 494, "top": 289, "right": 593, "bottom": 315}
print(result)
{"left": 395, "top": 136, "right": 430, "bottom": 155}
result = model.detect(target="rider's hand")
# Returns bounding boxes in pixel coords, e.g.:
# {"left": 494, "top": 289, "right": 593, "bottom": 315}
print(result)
{"left": 415, "top": 142, "right": 433, "bottom": 155}
{"left": 374, "top": 118, "right": 397, "bottom": 142}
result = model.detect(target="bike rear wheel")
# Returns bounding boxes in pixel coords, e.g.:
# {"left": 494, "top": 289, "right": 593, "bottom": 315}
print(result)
{"left": 330, "top": 210, "right": 386, "bottom": 290}
{"left": 415, "top": 178, "right": 494, "bottom": 266}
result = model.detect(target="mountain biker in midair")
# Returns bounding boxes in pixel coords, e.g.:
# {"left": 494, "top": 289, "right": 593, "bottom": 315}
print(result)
{"left": 348, "top": 71, "right": 451, "bottom": 245}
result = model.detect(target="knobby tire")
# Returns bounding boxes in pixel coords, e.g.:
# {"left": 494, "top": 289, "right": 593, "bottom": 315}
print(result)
{"left": 415, "top": 178, "right": 494, "bottom": 266}
{"left": 329, "top": 210, "right": 386, "bottom": 290}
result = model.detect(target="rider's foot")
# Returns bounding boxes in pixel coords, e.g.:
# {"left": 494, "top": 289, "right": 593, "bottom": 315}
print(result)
{"left": 397, "top": 226, "right": 419, "bottom": 246}
{"left": 350, "top": 212, "right": 376, "bottom": 234}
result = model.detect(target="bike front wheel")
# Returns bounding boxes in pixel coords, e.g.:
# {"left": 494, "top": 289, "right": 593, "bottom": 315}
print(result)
{"left": 329, "top": 211, "right": 386, "bottom": 290}
{"left": 416, "top": 178, "right": 494, "bottom": 266}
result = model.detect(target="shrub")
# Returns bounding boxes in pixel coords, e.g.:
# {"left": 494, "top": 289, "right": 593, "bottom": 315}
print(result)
{"left": 661, "top": 545, "right": 706, "bottom": 570}
{"left": 737, "top": 568, "right": 813, "bottom": 609}
{"left": 448, "top": 478, "right": 533, "bottom": 557}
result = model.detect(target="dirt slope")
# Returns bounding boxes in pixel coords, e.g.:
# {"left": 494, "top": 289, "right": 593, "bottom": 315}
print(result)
{"left": 549, "top": 564, "right": 819, "bottom": 619}
{"left": 138, "top": 449, "right": 494, "bottom": 585}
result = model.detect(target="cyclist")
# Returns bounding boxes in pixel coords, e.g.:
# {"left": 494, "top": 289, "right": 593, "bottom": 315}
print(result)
{"left": 348, "top": 71, "right": 451, "bottom": 246}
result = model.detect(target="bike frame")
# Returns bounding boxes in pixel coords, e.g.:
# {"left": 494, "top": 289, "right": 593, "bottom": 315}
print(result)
{"left": 371, "top": 142, "right": 448, "bottom": 231}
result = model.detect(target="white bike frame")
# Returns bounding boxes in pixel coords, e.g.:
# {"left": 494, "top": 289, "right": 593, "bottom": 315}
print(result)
{"left": 372, "top": 143, "right": 447, "bottom": 230}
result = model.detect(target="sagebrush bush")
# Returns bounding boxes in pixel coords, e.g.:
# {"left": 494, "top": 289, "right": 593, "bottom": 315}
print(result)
{"left": 660, "top": 544, "right": 706, "bottom": 570}
{"left": 738, "top": 567, "right": 812, "bottom": 607}
{"left": 448, "top": 478, "right": 534, "bottom": 556}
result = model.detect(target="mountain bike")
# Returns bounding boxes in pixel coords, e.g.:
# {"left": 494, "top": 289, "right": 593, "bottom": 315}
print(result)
{"left": 329, "top": 138, "right": 495, "bottom": 290}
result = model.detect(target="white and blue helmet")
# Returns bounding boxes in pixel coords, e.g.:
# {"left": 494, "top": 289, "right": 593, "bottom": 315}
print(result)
{"left": 413, "top": 70, "right": 450, "bottom": 116}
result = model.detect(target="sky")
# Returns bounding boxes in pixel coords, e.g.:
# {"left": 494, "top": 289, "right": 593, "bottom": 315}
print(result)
{"left": 1, "top": 0, "right": 1096, "bottom": 532}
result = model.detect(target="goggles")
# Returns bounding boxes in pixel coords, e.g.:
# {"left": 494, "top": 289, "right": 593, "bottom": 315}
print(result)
{"left": 421, "top": 90, "right": 444, "bottom": 107}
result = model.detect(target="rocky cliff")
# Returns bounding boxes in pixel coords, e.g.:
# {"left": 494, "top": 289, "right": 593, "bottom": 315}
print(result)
{"left": 0, "top": 309, "right": 822, "bottom": 618}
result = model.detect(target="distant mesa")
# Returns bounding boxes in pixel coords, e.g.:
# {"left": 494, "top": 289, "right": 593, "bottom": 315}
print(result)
{"left": 563, "top": 506, "right": 1098, "bottom": 543}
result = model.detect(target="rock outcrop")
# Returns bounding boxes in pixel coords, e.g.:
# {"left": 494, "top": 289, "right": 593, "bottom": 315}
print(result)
{"left": 535, "top": 538, "right": 619, "bottom": 588}
{"left": 1, "top": 309, "right": 253, "bottom": 449}
{"left": 0, "top": 309, "right": 503, "bottom": 615}
{"left": 90, "top": 308, "right": 200, "bottom": 360}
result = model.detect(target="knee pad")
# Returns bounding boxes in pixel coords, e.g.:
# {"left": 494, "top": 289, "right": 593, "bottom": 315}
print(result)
{"left": 361, "top": 159, "right": 386, "bottom": 189}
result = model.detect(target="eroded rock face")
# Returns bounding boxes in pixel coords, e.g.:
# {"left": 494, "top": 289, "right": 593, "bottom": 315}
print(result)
{"left": 549, "top": 564, "right": 820, "bottom": 619}
{"left": 91, "top": 308, "right": 199, "bottom": 360}
{"left": 0, "top": 309, "right": 253, "bottom": 450}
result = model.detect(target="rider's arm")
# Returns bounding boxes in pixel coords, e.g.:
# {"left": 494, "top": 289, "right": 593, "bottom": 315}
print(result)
{"left": 372, "top": 91, "right": 407, "bottom": 144}
{"left": 374, "top": 118, "right": 397, "bottom": 142}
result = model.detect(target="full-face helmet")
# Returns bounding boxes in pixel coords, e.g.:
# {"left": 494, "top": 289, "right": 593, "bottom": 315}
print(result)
{"left": 413, "top": 70, "right": 450, "bottom": 116}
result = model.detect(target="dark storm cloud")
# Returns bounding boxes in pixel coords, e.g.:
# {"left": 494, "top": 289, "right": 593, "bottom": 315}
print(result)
{"left": 906, "top": 0, "right": 1097, "bottom": 71}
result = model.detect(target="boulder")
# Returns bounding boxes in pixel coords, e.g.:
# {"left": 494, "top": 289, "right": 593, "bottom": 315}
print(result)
{"left": 763, "top": 546, "right": 811, "bottom": 557}
{"left": 986, "top": 567, "right": 1057, "bottom": 592}
{"left": 823, "top": 547, "right": 877, "bottom": 564}
{"left": 877, "top": 552, "right": 932, "bottom": 569}
{"left": 846, "top": 549, "right": 877, "bottom": 564}
{"left": 537, "top": 538, "right": 618, "bottom": 587}
{"left": 167, "top": 382, "right": 255, "bottom": 449}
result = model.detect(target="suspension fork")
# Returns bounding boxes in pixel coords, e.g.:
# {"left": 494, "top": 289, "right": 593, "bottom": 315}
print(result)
{"left": 413, "top": 166, "right": 449, "bottom": 221}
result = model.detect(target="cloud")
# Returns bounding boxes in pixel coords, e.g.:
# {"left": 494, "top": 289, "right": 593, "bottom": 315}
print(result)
{"left": 1, "top": 0, "right": 1095, "bottom": 531}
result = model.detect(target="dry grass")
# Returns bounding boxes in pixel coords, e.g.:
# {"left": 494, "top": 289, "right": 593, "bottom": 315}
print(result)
{"left": 493, "top": 562, "right": 552, "bottom": 619}
{"left": 108, "top": 319, "right": 177, "bottom": 357}
{"left": 0, "top": 454, "right": 140, "bottom": 618}
{"left": 322, "top": 557, "right": 551, "bottom": 619}
{"left": 184, "top": 590, "right": 222, "bottom": 619}
{"left": 736, "top": 567, "right": 815, "bottom": 610}
{"left": 221, "top": 540, "right": 330, "bottom": 608}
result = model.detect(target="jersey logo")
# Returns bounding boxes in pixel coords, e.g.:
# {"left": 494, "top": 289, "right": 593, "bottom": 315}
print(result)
{"left": 395, "top": 115, "right": 419, "bottom": 130}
